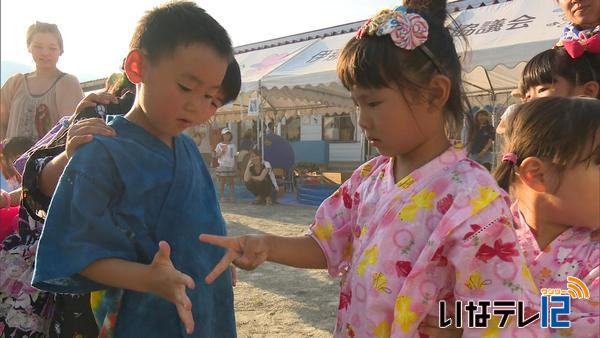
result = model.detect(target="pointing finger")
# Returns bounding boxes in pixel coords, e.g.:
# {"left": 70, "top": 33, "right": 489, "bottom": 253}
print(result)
{"left": 205, "top": 252, "right": 238, "bottom": 284}
{"left": 199, "top": 234, "right": 239, "bottom": 251}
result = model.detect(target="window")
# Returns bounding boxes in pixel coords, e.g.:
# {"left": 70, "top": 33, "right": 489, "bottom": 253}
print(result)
{"left": 282, "top": 116, "right": 300, "bottom": 142}
{"left": 322, "top": 114, "right": 355, "bottom": 142}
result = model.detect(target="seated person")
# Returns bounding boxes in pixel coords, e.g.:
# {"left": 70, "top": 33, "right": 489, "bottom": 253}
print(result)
{"left": 243, "top": 148, "right": 278, "bottom": 205}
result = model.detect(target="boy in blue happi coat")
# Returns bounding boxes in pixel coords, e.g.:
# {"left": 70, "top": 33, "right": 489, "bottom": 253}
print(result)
{"left": 32, "top": 2, "right": 239, "bottom": 336}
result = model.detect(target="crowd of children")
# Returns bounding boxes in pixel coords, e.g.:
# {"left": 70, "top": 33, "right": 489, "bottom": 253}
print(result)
{"left": 0, "top": 0, "right": 599, "bottom": 337}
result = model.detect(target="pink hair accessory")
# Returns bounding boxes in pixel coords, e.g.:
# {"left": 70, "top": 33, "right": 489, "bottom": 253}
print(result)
{"left": 502, "top": 153, "right": 518, "bottom": 165}
{"left": 356, "top": 6, "right": 429, "bottom": 50}
{"left": 560, "top": 33, "right": 600, "bottom": 59}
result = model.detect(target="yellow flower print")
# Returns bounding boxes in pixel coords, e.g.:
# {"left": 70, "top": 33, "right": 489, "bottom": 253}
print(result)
{"left": 314, "top": 223, "right": 333, "bottom": 240}
{"left": 373, "top": 319, "right": 391, "bottom": 338}
{"left": 379, "top": 171, "right": 385, "bottom": 180}
{"left": 396, "top": 175, "right": 415, "bottom": 189}
{"left": 470, "top": 187, "right": 500, "bottom": 215}
{"left": 399, "top": 203, "right": 419, "bottom": 222}
{"left": 522, "top": 265, "right": 539, "bottom": 293}
{"left": 371, "top": 272, "right": 390, "bottom": 293}
{"left": 360, "top": 226, "right": 368, "bottom": 238}
{"left": 411, "top": 189, "right": 436, "bottom": 208}
{"left": 398, "top": 190, "right": 436, "bottom": 221}
{"left": 482, "top": 315, "right": 510, "bottom": 338}
{"left": 361, "top": 163, "right": 373, "bottom": 177}
{"left": 357, "top": 245, "right": 378, "bottom": 276}
{"left": 464, "top": 271, "right": 491, "bottom": 290}
{"left": 394, "top": 295, "right": 418, "bottom": 333}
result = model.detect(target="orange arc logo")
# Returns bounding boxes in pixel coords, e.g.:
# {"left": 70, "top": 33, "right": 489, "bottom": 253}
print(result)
{"left": 566, "top": 276, "right": 590, "bottom": 300}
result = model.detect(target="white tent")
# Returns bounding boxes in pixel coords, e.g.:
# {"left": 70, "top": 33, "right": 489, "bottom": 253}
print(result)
{"left": 215, "top": 0, "right": 565, "bottom": 123}
{"left": 213, "top": 39, "right": 316, "bottom": 123}
{"left": 455, "top": 0, "right": 566, "bottom": 97}
{"left": 261, "top": 32, "right": 356, "bottom": 118}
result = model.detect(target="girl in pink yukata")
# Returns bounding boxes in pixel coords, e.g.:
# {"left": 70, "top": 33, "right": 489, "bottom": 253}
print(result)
{"left": 494, "top": 96, "right": 600, "bottom": 338}
{"left": 200, "top": 1, "right": 548, "bottom": 337}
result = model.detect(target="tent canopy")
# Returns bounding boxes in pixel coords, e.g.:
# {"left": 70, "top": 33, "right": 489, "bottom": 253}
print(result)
{"left": 214, "top": 0, "right": 565, "bottom": 123}
{"left": 455, "top": 0, "right": 565, "bottom": 96}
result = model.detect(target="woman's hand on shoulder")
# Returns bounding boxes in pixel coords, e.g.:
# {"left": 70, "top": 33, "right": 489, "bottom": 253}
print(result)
{"left": 66, "top": 118, "right": 115, "bottom": 159}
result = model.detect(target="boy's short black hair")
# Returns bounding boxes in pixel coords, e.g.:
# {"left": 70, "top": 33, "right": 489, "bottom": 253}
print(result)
{"left": 130, "top": 1, "right": 233, "bottom": 63}
{"left": 221, "top": 59, "right": 241, "bottom": 104}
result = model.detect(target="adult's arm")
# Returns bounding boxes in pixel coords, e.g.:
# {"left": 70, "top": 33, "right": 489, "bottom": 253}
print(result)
{"left": 55, "top": 74, "right": 84, "bottom": 118}
{"left": 0, "top": 74, "right": 25, "bottom": 139}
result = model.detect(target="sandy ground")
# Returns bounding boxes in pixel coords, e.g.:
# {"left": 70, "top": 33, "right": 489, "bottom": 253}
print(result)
{"left": 221, "top": 202, "right": 339, "bottom": 338}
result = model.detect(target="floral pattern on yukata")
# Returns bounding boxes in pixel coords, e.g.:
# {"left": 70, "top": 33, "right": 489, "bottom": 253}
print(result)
{"left": 310, "top": 146, "right": 549, "bottom": 337}
{"left": 559, "top": 23, "right": 599, "bottom": 43}
{"left": 513, "top": 205, "right": 600, "bottom": 338}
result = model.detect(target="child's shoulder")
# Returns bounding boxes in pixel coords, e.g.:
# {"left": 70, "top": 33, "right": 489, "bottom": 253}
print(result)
{"left": 345, "top": 155, "right": 390, "bottom": 185}
{"left": 425, "top": 157, "right": 510, "bottom": 221}
{"left": 353, "top": 156, "right": 391, "bottom": 176}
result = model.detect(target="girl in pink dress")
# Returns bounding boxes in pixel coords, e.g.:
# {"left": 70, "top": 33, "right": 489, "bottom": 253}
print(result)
{"left": 495, "top": 96, "right": 600, "bottom": 338}
{"left": 200, "top": 1, "right": 548, "bottom": 337}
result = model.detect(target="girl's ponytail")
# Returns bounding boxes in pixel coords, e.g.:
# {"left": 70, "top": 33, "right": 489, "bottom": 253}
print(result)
{"left": 493, "top": 155, "right": 518, "bottom": 193}
{"left": 492, "top": 97, "right": 600, "bottom": 193}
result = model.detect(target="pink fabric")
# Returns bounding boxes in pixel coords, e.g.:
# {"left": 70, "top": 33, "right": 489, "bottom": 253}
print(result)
{"left": 309, "top": 146, "right": 548, "bottom": 337}
{"left": 563, "top": 33, "right": 600, "bottom": 59}
{"left": 513, "top": 204, "right": 600, "bottom": 338}
{"left": 0, "top": 206, "right": 20, "bottom": 242}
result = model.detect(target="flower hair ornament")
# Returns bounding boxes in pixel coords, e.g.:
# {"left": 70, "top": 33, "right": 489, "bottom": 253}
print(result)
{"left": 356, "top": 5, "right": 444, "bottom": 73}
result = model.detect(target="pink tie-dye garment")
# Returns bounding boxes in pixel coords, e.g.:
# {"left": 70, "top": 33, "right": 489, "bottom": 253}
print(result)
{"left": 513, "top": 205, "right": 600, "bottom": 338}
{"left": 309, "top": 146, "right": 548, "bottom": 338}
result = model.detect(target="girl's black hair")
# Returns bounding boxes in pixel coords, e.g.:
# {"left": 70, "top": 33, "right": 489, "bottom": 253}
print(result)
{"left": 521, "top": 48, "right": 600, "bottom": 99}
{"left": 337, "top": 0, "right": 472, "bottom": 140}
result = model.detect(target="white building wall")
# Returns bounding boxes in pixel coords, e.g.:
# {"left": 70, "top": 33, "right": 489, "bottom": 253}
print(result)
{"left": 329, "top": 142, "right": 362, "bottom": 162}
{"left": 300, "top": 115, "right": 322, "bottom": 141}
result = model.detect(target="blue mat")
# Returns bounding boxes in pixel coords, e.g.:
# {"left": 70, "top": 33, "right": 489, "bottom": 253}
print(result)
{"left": 215, "top": 182, "right": 339, "bottom": 207}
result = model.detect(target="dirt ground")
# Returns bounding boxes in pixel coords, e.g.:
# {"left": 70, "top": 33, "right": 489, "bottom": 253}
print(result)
{"left": 221, "top": 202, "right": 339, "bottom": 338}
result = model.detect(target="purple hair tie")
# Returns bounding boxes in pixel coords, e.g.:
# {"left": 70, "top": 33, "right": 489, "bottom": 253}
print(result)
{"left": 502, "top": 153, "right": 518, "bottom": 164}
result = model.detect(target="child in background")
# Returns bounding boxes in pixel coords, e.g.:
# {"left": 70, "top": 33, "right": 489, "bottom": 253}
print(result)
{"left": 32, "top": 2, "right": 237, "bottom": 337}
{"left": 495, "top": 96, "right": 599, "bottom": 337}
{"left": 200, "top": 1, "right": 547, "bottom": 337}
{"left": 215, "top": 127, "right": 237, "bottom": 203}
{"left": 0, "top": 137, "right": 34, "bottom": 191}
{"left": 522, "top": 47, "right": 599, "bottom": 102}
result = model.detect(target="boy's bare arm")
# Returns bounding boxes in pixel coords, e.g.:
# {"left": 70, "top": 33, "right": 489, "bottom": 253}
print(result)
{"left": 80, "top": 257, "right": 155, "bottom": 293}
{"left": 80, "top": 241, "right": 197, "bottom": 334}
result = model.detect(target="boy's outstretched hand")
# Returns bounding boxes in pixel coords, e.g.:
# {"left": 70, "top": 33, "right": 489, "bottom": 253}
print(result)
{"left": 199, "top": 234, "right": 269, "bottom": 284}
{"left": 150, "top": 241, "right": 196, "bottom": 335}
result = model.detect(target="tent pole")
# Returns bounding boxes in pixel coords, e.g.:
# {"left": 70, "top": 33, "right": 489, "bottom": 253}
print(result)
{"left": 259, "top": 86, "right": 264, "bottom": 160}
